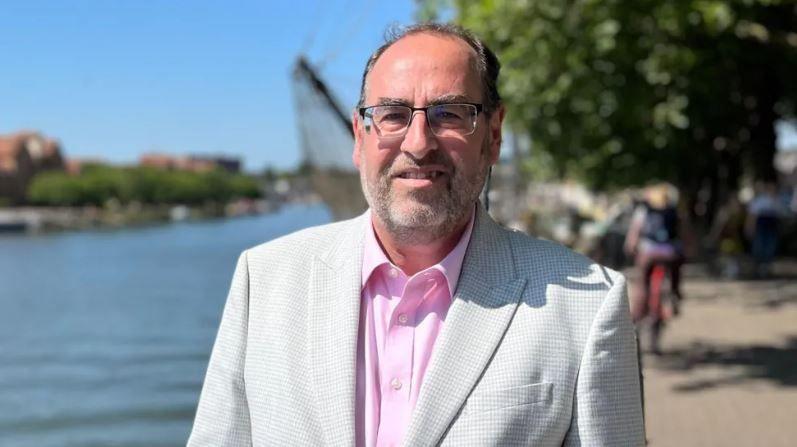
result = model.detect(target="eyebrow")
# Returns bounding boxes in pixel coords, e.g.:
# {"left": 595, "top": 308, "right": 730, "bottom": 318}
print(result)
{"left": 428, "top": 94, "right": 474, "bottom": 106}
{"left": 375, "top": 97, "right": 411, "bottom": 106}
{"left": 373, "top": 94, "right": 476, "bottom": 107}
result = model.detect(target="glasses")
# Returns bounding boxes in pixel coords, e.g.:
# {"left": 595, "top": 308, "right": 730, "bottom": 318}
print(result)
{"left": 359, "top": 103, "right": 483, "bottom": 138}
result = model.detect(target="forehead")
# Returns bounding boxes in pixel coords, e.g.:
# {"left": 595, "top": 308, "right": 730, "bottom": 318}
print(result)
{"left": 366, "top": 33, "right": 482, "bottom": 104}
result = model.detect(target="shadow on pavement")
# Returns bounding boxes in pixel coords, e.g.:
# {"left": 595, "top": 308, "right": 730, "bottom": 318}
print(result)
{"left": 756, "top": 293, "right": 797, "bottom": 309}
{"left": 649, "top": 336, "right": 797, "bottom": 391}
{"left": 675, "top": 274, "right": 797, "bottom": 308}
{"left": 743, "top": 278, "right": 797, "bottom": 308}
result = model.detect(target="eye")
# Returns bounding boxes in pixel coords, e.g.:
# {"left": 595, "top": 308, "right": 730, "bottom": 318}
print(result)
{"left": 438, "top": 110, "right": 460, "bottom": 119}
{"left": 372, "top": 107, "right": 408, "bottom": 122}
{"left": 381, "top": 112, "right": 408, "bottom": 122}
{"left": 432, "top": 104, "right": 468, "bottom": 125}
{"left": 432, "top": 105, "right": 467, "bottom": 121}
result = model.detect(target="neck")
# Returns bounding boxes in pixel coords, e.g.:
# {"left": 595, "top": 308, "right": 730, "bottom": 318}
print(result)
{"left": 371, "top": 212, "right": 472, "bottom": 276}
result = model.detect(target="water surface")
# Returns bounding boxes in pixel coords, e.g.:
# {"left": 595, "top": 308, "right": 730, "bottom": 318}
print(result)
{"left": 0, "top": 204, "right": 331, "bottom": 446}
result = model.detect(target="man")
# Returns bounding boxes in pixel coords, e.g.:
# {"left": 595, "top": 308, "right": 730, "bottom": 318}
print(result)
{"left": 189, "top": 23, "right": 644, "bottom": 446}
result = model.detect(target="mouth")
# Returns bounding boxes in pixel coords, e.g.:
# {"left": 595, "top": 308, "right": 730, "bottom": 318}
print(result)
{"left": 391, "top": 166, "right": 449, "bottom": 189}
{"left": 396, "top": 170, "right": 445, "bottom": 180}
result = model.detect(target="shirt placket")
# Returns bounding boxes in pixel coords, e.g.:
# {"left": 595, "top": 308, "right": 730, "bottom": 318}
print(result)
{"left": 377, "top": 273, "right": 424, "bottom": 444}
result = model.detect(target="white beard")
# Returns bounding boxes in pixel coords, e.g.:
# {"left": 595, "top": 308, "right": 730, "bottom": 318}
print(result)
{"left": 359, "top": 138, "right": 491, "bottom": 245}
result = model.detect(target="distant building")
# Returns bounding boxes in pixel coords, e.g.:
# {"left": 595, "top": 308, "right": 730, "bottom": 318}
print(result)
{"left": 139, "top": 153, "right": 176, "bottom": 170}
{"left": 139, "top": 153, "right": 241, "bottom": 173}
{"left": 205, "top": 156, "right": 241, "bottom": 173}
{"left": 0, "top": 131, "right": 65, "bottom": 205}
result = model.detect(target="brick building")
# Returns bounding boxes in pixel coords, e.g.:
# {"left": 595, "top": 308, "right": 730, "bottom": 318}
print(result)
{"left": 0, "top": 132, "right": 65, "bottom": 205}
{"left": 139, "top": 153, "right": 241, "bottom": 173}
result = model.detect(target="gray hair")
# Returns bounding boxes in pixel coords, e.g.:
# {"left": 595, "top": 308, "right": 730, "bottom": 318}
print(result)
{"left": 357, "top": 23, "right": 502, "bottom": 116}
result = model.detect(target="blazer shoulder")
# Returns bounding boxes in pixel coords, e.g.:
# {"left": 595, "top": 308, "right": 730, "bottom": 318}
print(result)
{"left": 505, "top": 227, "right": 623, "bottom": 289}
{"left": 245, "top": 215, "right": 363, "bottom": 264}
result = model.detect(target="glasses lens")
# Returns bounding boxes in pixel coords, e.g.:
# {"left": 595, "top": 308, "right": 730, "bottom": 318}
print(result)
{"left": 364, "top": 104, "right": 479, "bottom": 138}
{"left": 429, "top": 104, "right": 477, "bottom": 136}
{"left": 369, "top": 106, "right": 411, "bottom": 136}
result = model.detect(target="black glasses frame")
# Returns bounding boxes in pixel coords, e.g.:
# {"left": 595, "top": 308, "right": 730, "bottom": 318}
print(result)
{"left": 358, "top": 103, "right": 484, "bottom": 137}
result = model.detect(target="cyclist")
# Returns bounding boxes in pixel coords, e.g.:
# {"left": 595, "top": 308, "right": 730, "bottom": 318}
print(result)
{"left": 624, "top": 183, "right": 685, "bottom": 351}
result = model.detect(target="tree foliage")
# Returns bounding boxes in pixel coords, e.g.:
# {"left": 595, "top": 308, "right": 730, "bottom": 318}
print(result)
{"left": 420, "top": 0, "right": 797, "bottom": 195}
{"left": 28, "top": 164, "right": 262, "bottom": 207}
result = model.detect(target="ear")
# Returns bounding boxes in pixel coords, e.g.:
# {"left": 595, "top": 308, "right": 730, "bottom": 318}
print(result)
{"left": 487, "top": 105, "right": 505, "bottom": 165}
{"left": 352, "top": 110, "right": 363, "bottom": 169}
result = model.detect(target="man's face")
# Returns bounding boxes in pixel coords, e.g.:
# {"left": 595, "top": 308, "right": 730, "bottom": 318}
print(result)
{"left": 353, "top": 33, "right": 504, "bottom": 241}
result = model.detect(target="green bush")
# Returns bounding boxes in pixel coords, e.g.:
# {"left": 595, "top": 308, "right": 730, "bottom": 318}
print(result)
{"left": 27, "top": 166, "right": 262, "bottom": 206}
{"left": 28, "top": 172, "right": 85, "bottom": 206}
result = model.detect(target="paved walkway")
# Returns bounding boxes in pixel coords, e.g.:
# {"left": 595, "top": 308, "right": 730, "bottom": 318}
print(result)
{"left": 628, "top": 260, "right": 797, "bottom": 446}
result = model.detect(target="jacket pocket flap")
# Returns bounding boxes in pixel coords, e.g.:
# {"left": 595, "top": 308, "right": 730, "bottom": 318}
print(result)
{"left": 465, "top": 382, "right": 553, "bottom": 414}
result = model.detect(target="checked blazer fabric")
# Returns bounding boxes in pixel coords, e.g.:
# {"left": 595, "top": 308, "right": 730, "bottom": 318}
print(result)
{"left": 188, "top": 205, "right": 645, "bottom": 446}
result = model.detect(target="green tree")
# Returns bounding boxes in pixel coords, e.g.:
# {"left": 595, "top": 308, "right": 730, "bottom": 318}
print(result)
{"left": 420, "top": 0, "right": 797, "bottom": 208}
{"left": 229, "top": 174, "right": 262, "bottom": 199}
{"left": 79, "top": 164, "right": 133, "bottom": 205}
{"left": 28, "top": 165, "right": 262, "bottom": 206}
{"left": 28, "top": 172, "right": 84, "bottom": 206}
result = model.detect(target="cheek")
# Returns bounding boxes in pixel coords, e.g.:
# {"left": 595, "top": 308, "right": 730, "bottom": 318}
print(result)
{"left": 442, "top": 134, "right": 488, "bottom": 168}
{"left": 451, "top": 146, "right": 487, "bottom": 174}
{"left": 362, "top": 144, "right": 396, "bottom": 176}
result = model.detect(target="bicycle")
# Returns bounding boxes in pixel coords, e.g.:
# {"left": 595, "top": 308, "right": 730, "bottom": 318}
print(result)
{"left": 642, "top": 261, "right": 679, "bottom": 355}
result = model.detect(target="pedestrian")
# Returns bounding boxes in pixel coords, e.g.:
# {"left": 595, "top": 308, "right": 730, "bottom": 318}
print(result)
{"left": 746, "top": 182, "right": 783, "bottom": 278}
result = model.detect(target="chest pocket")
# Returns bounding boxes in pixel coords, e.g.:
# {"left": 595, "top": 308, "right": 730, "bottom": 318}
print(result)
{"left": 464, "top": 382, "right": 553, "bottom": 414}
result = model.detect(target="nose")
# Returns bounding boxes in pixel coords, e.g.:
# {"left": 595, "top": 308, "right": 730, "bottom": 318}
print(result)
{"left": 399, "top": 110, "right": 438, "bottom": 159}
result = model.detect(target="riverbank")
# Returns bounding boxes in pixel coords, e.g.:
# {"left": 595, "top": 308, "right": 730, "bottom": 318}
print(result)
{"left": 0, "top": 197, "right": 315, "bottom": 233}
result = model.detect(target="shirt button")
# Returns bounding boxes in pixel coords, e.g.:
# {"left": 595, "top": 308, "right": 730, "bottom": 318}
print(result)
{"left": 389, "top": 268, "right": 399, "bottom": 278}
{"left": 398, "top": 313, "right": 408, "bottom": 324}
{"left": 390, "top": 378, "right": 402, "bottom": 390}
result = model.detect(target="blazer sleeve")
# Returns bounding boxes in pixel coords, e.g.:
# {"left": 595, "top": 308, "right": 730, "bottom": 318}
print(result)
{"left": 563, "top": 273, "right": 646, "bottom": 446}
{"left": 187, "top": 251, "right": 253, "bottom": 447}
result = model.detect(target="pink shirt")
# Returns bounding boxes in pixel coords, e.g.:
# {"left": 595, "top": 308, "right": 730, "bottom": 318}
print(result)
{"left": 355, "top": 210, "right": 475, "bottom": 447}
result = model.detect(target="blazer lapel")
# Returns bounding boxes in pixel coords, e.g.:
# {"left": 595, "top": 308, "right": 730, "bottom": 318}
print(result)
{"left": 403, "top": 207, "right": 527, "bottom": 447}
{"left": 308, "top": 215, "right": 368, "bottom": 446}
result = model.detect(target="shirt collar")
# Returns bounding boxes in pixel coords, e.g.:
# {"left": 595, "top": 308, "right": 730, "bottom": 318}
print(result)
{"left": 361, "top": 206, "right": 476, "bottom": 296}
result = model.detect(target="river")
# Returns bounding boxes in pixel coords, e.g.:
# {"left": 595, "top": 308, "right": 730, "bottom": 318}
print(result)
{"left": 0, "top": 203, "right": 332, "bottom": 447}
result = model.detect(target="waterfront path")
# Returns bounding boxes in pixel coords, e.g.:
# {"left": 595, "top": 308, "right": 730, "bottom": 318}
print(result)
{"left": 627, "top": 260, "right": 797, "bottom": 446}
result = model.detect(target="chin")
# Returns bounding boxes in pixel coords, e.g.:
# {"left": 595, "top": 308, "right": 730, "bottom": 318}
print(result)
{"left": 387, "top": 201, "right": 450, "bottom": 229}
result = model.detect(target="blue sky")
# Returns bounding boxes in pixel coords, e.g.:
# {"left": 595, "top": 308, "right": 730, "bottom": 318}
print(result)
{"left": 1, "top": 0, "right": 417, "bottom": 171}
{"left": 2, "top": 1, "right": 795, "bottom": 174}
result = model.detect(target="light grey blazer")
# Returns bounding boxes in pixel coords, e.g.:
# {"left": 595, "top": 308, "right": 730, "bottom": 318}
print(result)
{"left": 188, "top": 206, "right": 645, "bottom": 446}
